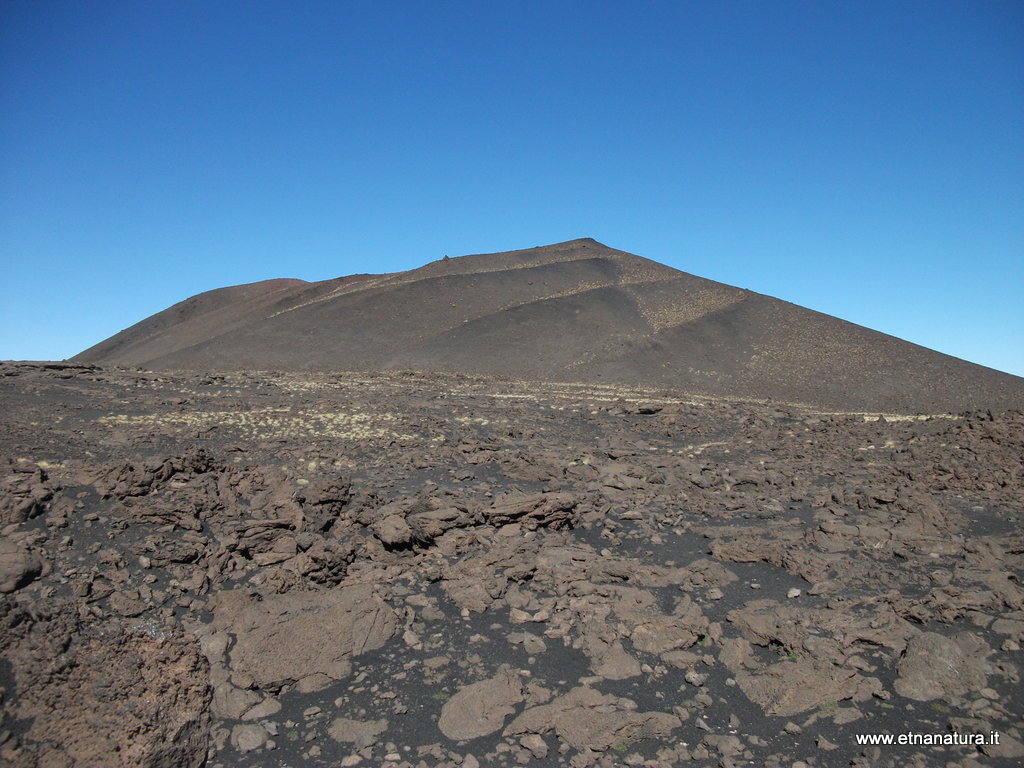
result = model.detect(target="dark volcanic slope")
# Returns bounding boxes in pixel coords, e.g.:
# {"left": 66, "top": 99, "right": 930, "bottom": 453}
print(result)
{"left": 74, "top": 239, "right": 1023, "bottom": 412}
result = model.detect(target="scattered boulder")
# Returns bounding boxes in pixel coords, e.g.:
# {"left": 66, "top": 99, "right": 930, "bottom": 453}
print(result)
{"left": 328, "top": 717, "right": 389, "bottom": 747}
{"left": 630, "top": 596, "right": 708, "bottom": 655}
{"left": 0, "top": 459, "right": 53, "bottom": 524}
{"left": 408, "top": 506, "right": 467, "bottom": 540}
{"left": 676, "top": 558, "right": 739, "bottom": 589}
{"left": 294, "top": 475, "right": 351, "bottom": 532}
{"left": 735, "top": 657, "right": 880, "bottom": 717}
{"left": 373, "top": 514, "right": 415, "bottom": 547}
{"left": 504, "top": 686, "right": 680, "bottom": 752}
{"left": 587, "top": 637, "right": 642, "bottom": 680}
{"left": 231, "top": 723, "right": 268, "bottom": 753}
{"left": 0, "top": 539, "right": 44, "bottom": 593}
{"left": 895, "top": 631, "right": 988, "bottom": 701}
{"left": 981, "top": 731, "right": 1024, "bottom": 759}
{"left": 209, "top": 584, "right": 398, "bottom": 689}
{"left": 484, "top": 492, "right": 580, "bottom": 530}
{"left": 212, "top": 683, "right": 261, "bottom": 720}
{"left": 439, "top": 666, "right": 523, "bottom": 740}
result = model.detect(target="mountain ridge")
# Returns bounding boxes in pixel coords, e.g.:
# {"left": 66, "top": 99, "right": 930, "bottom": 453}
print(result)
{"left": 73, "top": 239, "right": 1024, "bottom": 413}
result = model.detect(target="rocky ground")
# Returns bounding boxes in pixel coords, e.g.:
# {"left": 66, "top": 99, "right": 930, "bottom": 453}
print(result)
{"left": 0, "top": 362, "right": 1022, "bottom": 768}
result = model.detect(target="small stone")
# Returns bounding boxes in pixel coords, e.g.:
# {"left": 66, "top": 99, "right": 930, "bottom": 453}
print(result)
{"left": 787, "top": 588, "right": 801, "bottom": 599}
{"left": 373, "top": 515, "right": 413, "bottom": 547}
{"left": 328, "top": 718, "right": 388, "bottom": 748}
{"left": 784, "top": 722, "right": 802, "bottom": 735}
{"left": 403, "top": 629, "right": 421, "bottom": 648}
{"left": 232, "top": 724, "right": 267, "bottom": 753}
{"left": 707, "top": 587, "right": 724, "bottom": 600}
{"left": 213, "top": 682, "right": 260, "bottom": 720}
{"left": 684, "top": 669, "right": 707, "bottom": 687}
{"left": 520, "top": 733, "right": 548, "bottom": 758}
{"left": 703, "top": 734, "right": 743, "bottom": 756}
{"left": 242, "top": 697, "right": 281, "bottom": 721}
{"left": 522, "top": 633, "right": 546, "bottom": 655}
{"left": 831, "top": 707, "right": 862, "bottom": 725}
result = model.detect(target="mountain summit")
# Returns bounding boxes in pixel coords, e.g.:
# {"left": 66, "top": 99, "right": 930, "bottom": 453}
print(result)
{"left": 74, "top": 239, "right": 1023, "bottom": 412}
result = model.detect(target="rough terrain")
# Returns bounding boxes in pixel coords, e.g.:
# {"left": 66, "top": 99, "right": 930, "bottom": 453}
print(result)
{"left": 1, "top": 362, "right": 1021, "bottom": 767}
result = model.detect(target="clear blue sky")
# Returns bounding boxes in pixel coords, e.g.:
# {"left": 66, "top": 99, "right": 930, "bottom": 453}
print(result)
{"left": 2, "top": 1, "right": 1022, "bottom": 376}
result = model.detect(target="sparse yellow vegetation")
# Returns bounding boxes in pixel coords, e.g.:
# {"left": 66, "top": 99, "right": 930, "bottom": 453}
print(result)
{"left": 98, "top": 406, "right": 415, "bottom": 442}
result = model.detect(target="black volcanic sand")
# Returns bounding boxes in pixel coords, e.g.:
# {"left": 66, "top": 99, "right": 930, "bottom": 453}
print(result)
{"left": 1, "top": 362, "right": 1022, "bottom": 768}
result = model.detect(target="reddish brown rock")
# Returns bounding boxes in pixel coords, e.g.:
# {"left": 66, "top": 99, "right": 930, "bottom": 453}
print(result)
{"left": 504, "top": 686, "right": 681, "bottom": 752}
{"left": 438, "top": 666, "right": 523, "bottom": 741}
{"left": 0, "top": 539, "right": 44, "bottom": 593}
{"left": 0, "top": 598, "right": 210, "bottom": 768}
{"left": 208, "top": 584, "right": 398, "bottom": 689}
{"left": 895, "top": 631, "right": 988, "bottom": 701}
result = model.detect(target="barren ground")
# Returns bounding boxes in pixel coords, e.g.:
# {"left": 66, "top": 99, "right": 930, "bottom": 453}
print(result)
{"left": 1, "top": 362, "right": 1021, "bottom": 768}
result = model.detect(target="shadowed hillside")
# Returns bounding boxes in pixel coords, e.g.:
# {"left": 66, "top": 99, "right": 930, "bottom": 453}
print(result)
{"left": 74, "top": 239, "right": 1023, "bottom": 412}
